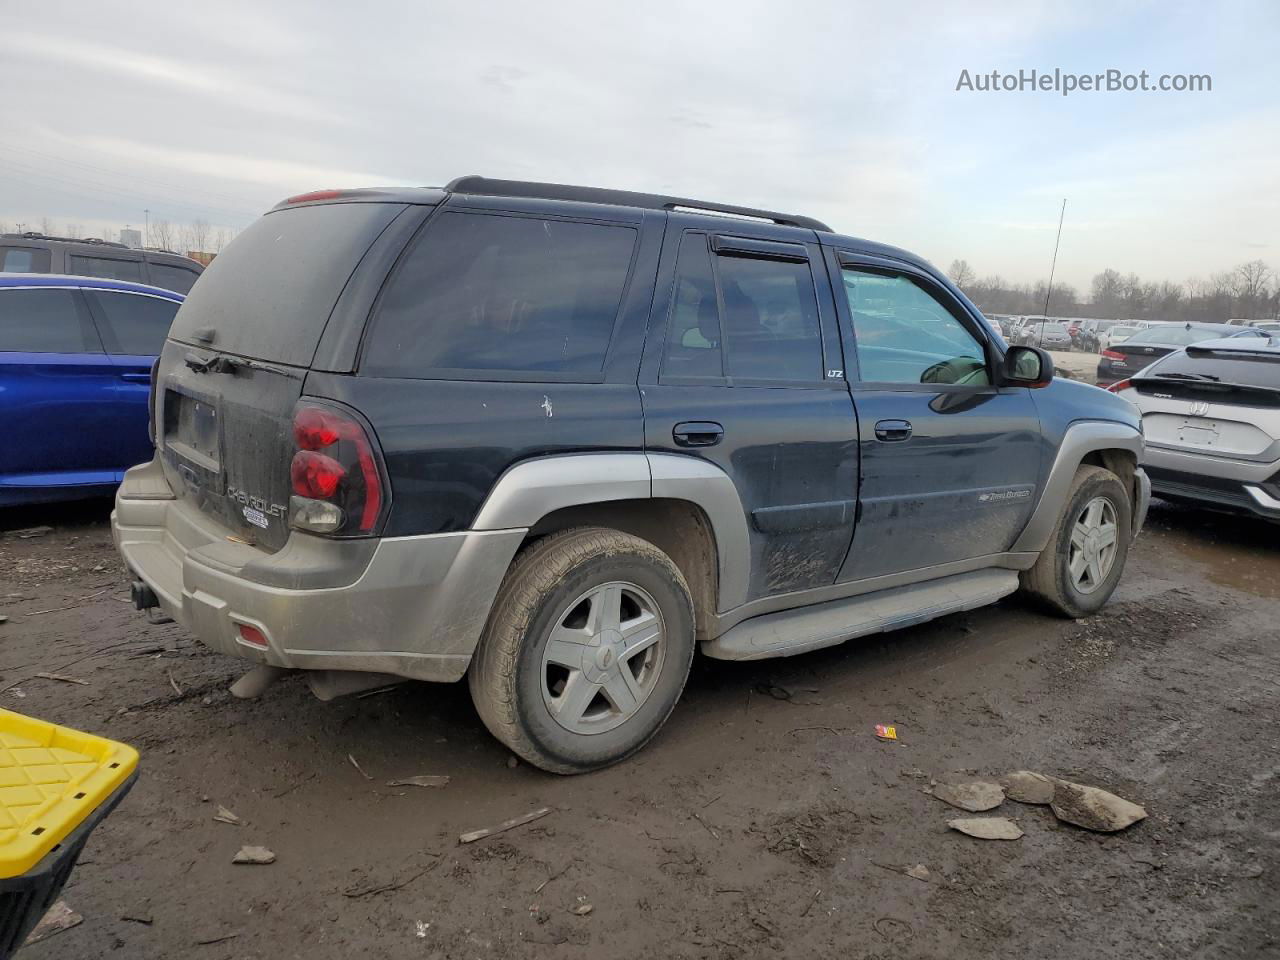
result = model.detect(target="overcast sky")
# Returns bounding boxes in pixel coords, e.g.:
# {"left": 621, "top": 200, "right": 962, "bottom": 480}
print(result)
{"left": 2, "top": 0, "right": 1276, "bottom": 291}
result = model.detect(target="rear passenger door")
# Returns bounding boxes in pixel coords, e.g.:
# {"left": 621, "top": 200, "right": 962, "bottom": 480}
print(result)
{"left": 828, "top": 251, "right": 1044, "bottom": 581}
{"left": 640, "top": 217, "right": 857, "bottom": 604}
{"left": 0, "top": 286, "right": 122, "bottom": 493}
{"left": 83, "top": 289, "right": 181, "bottom": 473}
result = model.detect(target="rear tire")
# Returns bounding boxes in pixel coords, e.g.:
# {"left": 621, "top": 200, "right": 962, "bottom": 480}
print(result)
{"left": 1020, "top": 465, "right": 1132, "bottom": 618}
{"left": 468, "top": 527, "right": 695, "bottom": 774}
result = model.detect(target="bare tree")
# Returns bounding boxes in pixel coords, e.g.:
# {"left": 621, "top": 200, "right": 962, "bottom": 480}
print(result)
{"left": 151, "top": 219, "right": 176, "bottom": 251}
{"left": 0, "top": 220, "right": 9, "bottom": 234}
{"left": 181, "top": 219, "right": 211, "bottom": 255}
{"left": 1231, "top": 260, "right": 1275, "bottom": 319}
{"left": 64, "top": 222, "right": 83, "bottom": 239}
{"left": 39, "top": 216, "right": 52, "bottom": 235}
{"left": 948, "top": 259, "right": 976, "bottom": 289}
{"left": 212, "top": 228, "right": 234, "bottom": 253}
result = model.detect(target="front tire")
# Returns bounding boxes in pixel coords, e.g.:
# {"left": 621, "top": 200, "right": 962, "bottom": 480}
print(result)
{"left": 468, "top": 527, "right": 695, "bottom": 774}
{"left": 1020, "top": 465, "right": 1132, "bottom": 618}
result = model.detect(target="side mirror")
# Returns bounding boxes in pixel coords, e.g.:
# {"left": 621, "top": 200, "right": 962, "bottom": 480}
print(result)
{"left": 1003, "top": 345, "right": 1053, "bottom": 388}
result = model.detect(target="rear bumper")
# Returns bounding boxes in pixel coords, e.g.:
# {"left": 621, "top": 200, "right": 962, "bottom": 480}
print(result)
{"left": 112, "top": 459, "right": 525, "bottom": 683}
{"left": 1144, "top": 446, "right": 1280, "bottom": 520}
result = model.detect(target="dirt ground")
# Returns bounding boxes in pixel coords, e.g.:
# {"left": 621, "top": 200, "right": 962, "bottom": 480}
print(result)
{"left": 2, "top": 496, "right": 1276, "bottom": 959}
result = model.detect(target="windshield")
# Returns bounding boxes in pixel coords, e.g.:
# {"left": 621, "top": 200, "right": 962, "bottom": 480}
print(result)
{"left": 1110, "top": 326, "right": 1137, "bottom": 340}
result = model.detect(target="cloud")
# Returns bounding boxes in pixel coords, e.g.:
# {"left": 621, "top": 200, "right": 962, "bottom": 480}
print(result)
{"left": 1, "top": 0, "right": 1276, "bottom": 290}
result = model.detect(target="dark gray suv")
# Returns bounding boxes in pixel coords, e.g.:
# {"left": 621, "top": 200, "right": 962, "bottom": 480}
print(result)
{"left": 113, "top": 177, "right": 1150, "bottom": 773}
{"left": 0, "top": 233, "right": 203, "bottom": 294}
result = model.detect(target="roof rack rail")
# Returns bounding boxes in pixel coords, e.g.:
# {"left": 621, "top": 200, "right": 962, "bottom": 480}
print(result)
{"left": 1, "top": 231, "right": 128, "bottom": 249}
{"left": 444, "top": 176, "right": 832, "bottom": 233}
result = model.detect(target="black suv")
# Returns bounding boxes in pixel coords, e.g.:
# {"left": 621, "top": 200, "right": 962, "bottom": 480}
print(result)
{"left": 113, "top": 177, "right": 1149, "bottom": 773}
{"left": 0, "top": 233, "right": 204, "bottom": 294}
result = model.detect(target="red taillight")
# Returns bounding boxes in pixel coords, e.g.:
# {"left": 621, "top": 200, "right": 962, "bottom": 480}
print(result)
{"left": 288, "top": 402, "right": 387, "bottom": 536}
{"left": 285, "top": 188, "right": 345, "bottom": 205}
{"left": 291, "top": 451, "right": 346, "bottom": 498}
{"left": 1101, "top": 349, "right": 1125, "bottom": 361}
{"left": 293, "top": 407, "right": 343, "bottom": 450}
{"left": 1106, "top": 379, "right": 1132, "bottom": 393}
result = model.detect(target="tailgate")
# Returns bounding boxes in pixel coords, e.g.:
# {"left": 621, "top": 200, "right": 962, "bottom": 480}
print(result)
{"left": 156, "top": 340, "right": 303, "bottom": 551}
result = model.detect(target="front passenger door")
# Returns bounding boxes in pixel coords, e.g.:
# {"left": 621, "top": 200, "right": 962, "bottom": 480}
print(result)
{"left": 830, "top": 254, "right": 1045, "bottom": 582}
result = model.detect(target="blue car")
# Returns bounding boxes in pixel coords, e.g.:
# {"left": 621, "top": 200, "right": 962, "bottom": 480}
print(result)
{"left": 0, "top": 274, "right": 183, "bottom": 506}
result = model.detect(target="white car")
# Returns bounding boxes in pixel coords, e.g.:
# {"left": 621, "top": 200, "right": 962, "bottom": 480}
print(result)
{"left": 1100, "top": 324, "right": 1140, "bottom": 351}
{"left": 1111, "top": 337, "right": 1280, "bottom": 521}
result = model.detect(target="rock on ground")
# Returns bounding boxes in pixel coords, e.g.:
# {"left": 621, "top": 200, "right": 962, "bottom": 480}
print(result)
{"left": 947, "top": 817, "right": 1024, "bottom": 840}
{"left": 1001, "top": 771, "right": 1056, "bottom": 805}
{"left": 1050, "top": 781, "right": 1147, "bottom": 832}
{"left": 932, "top": 781, "right": 1005, "bottom": 812}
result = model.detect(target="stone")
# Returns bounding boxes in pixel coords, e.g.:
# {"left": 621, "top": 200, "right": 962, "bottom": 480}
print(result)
{"left": 232, "top": 845, "right": 276, "bottom": 865}
{"left": 1050, "top": 781, "right": 1147, "bottom": 832}
{"left": 948, "top": 817, "right": 1024, "bottom": 840}
{"left": 932, "top": 781, "right": 1005, "bottom": 812}
{"left": 1001, "top": 771, "right": 1056, "bottom": 805}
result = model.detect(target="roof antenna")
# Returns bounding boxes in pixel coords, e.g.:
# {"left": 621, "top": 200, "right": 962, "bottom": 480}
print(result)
{"left": 1038, "top": 198, "right": 1067, "bottom": 348}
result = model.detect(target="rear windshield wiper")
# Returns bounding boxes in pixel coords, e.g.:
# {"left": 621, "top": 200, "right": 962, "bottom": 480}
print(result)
{"left": 184, "top": 352, "right": 299, "bottom": 378}
{"left": 1151, "top": 371, "right": 1220, "bottom": 382}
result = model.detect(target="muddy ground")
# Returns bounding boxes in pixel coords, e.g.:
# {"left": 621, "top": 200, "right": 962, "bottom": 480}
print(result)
{"left": 1, "top": 497, "right": 1276, "bottom": 959}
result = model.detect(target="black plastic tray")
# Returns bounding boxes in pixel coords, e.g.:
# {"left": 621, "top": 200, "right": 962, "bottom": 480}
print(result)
{"left": 0, "top": 773, "right": 137, "bottom": 958}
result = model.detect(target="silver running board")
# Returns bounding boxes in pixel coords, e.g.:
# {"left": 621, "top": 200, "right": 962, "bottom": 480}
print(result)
{"left": 702, "top": 569, "right": 1020, "bottom": 661}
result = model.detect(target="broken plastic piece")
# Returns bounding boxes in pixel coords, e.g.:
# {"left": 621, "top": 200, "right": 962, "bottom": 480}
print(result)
{"left": 874, "top": 724, "right": 898, "bottom": 741}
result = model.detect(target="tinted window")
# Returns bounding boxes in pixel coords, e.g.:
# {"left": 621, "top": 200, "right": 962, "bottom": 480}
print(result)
{"left": 843, "top": 269, "right": 989, "bottom": 385}
{"left": 147, "top": 262, "right": 200, "bottom": 294}
{"left": 69, "top": 255, "right": 143, "bottom": 282}
{"left": 0, "top": 247, "right": 52, "bottom": 273}
{"left": 169, "top": 202, "right": 403, "bottom": 366}
{"left": 365, "top": 212, "right": 636, "bottom": 377}
{"left": 662, "top": 233, "right": 722, "bottom": 379}
{"left": 87, "top": 291, "right": 179, "bottom": 355}
{"left": 0, "top": 288, "right": 99, "bottom": 353}
{"left": 717, "top": 254, "right": 822, "bottom": 381}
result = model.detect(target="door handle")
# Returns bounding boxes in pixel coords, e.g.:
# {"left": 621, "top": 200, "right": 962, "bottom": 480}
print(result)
{"left": 120, "top": 373, "right": 151, "bottom": 383}
{"left": 673, "top": 421, "right": 724, "bottom": 447}
{"left": 874, "top": 419, "right": 912, "bottom": 442}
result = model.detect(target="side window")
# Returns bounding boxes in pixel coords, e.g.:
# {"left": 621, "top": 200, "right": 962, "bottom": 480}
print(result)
{"left": 842, "top": 269, "right": 989, "bottom": 386}
{"left": 716, "top": 254, "right": 822, "bottom": 381}
{"left": 86, "top": 291, "right": 179, "bottom": 355}
{"left": 0, "top": 288, "right": 100, "bottom": 353}
{"left": 364, "top": 212, "right": 636, "bottom": 377}
{"left": 147, "top": 262, "right": 200, "bottom": 295}
{"left": 69, "top": 255, "right": 143, "bottom": 283}
{"left": 0, "top": 247, "right": 52, "bottom": 273}
{"left": 661, "top": 233, "right": 722, "bottom": 379}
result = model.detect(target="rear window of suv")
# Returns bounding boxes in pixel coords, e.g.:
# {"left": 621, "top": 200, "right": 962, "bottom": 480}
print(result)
{"left": 168, "top": 202, "right": 405, "bottom": 367}
{"left": 362, "top": 211, "right": 637, "bottom": 379}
